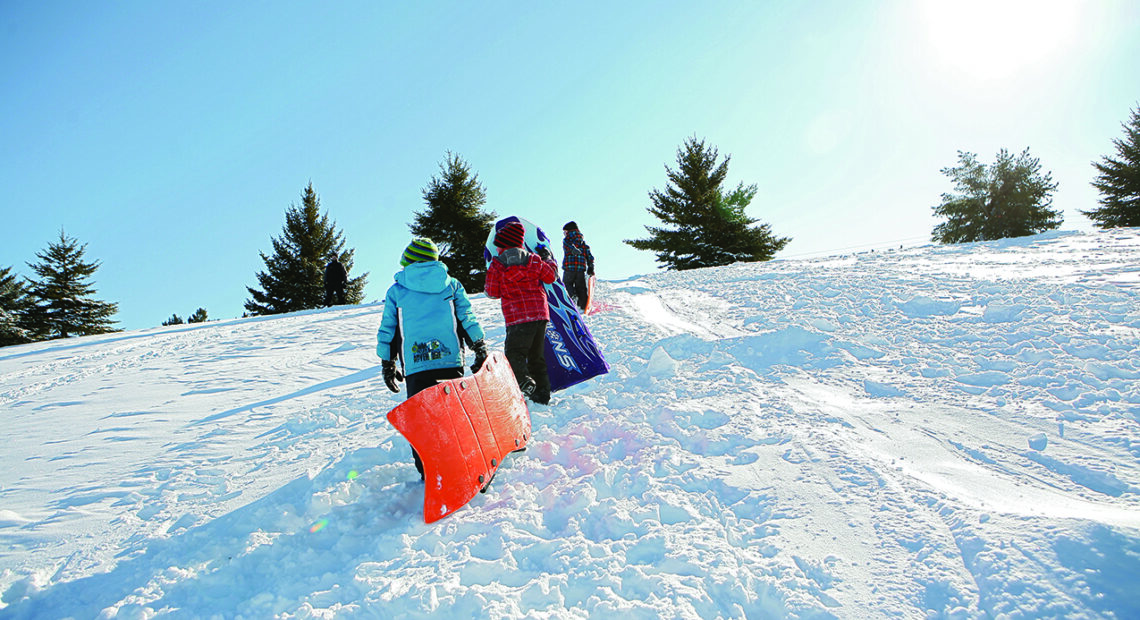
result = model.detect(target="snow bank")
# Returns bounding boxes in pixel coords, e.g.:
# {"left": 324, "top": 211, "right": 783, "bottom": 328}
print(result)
{"left": 2, "top": 229, "right": 1139, "bottom": 618}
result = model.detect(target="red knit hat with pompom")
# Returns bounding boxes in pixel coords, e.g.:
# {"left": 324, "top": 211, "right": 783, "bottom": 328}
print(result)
{"left": 494, "top": 221, "right": 525, "bottom": 249}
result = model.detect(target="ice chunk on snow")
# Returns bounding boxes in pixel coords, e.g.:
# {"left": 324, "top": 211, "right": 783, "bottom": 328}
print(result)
{"left": 898, "top": 295, "right": 962, "bottom": 318}
{"left": 982, "top": 304, "right": 1026, "bottom": 323}
{"left": 646, "top": 346, "right": 678, "bottom": 378}
{"left": 864, "top": 379, "right": 905, "bottom": 398}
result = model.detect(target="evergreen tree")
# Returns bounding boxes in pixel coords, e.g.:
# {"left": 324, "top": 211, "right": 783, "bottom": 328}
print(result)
{"left": 932, "top": 148, "right": 1062, "bottom": 244}
{"left": 409, "top": 152, "right": 496, "bottom": 293}
{"left": 24, "top": 230, "right": 119, "bottom": 339}
{"left": 245, "top": 183, "right": 368, "bottom": 315}
{"left": 163, "top": 308, "right": 206, "bottom": 326}
{"left": 625, "top": 137, "right": 790, "bottom": 270}
{"left": 1, "top": 265, "right": 34, "bottom": 346}
{"left": 1084, "top": 104, "right": 1140, "bottom": 229}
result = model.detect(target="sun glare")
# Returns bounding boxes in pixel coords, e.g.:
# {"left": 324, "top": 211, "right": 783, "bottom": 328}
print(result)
{"left": 918, "top": 0, "right": 1084, "bottom": 82}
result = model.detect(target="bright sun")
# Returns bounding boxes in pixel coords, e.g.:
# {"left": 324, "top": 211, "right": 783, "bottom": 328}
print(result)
{"left": 918, "top": 0, "right": 1085, "bottom": 81}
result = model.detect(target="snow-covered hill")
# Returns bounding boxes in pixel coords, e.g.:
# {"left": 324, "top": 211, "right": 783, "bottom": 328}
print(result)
{"left": 2, "top": 230, "right": 1139, "bottom": 619}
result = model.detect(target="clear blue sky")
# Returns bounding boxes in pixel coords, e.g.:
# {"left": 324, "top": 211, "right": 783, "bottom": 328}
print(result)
{"left": 3, "top": 1, "right": 1138, "bottom": 330}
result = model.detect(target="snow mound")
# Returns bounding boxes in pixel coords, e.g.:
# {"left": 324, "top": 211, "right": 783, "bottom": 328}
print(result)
{"left": 2, "top": 229, "right": 1139, "bottom": 618}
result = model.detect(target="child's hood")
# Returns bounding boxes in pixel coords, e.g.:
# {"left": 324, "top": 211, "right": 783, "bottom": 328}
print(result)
{"left": 396, "top": 261, "right": 451, "bottom": 293}
{"left": 496, "top": 247, "right": 530, "bottom": 267}
{"left": 495, "top": 248, "right": 538, "bottom": 282}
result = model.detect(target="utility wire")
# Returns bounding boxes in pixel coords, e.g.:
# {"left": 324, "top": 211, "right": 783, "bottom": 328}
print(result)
{"left": 778, "top": 235, "right": 932, "bottom": 260}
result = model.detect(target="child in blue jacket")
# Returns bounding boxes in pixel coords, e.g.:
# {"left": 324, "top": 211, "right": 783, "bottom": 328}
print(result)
{"left": 377, "top": 238, "right": 487, "bottom": 480}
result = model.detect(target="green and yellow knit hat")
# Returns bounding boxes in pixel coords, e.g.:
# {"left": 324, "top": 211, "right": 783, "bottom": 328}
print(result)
{"left": 400, "top": 237, "right": 439, "bottom": 266}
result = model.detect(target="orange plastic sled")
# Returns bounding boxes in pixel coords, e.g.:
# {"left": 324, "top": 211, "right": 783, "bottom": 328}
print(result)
{"left": 386, "top": 351, "right": 531, "bottom": 523}
{"left": 584, "top": 275, "right": 596, "bottom": 315}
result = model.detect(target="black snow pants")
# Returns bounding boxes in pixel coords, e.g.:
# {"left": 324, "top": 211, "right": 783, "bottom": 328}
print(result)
{"left": 504, "top": 320, "right": 550, "bottom": 405}
{"left": 563, "top": 269, "right": 588, "bottom": 311}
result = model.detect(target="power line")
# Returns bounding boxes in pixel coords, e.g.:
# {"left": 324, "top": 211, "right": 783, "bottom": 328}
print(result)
{"left": 779, "top": 236, "right": 932, "bottom": 260}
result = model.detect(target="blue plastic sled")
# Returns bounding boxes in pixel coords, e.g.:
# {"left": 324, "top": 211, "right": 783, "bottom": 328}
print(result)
{"left": 485, "top": 216, "right": 609, "bottom": 392}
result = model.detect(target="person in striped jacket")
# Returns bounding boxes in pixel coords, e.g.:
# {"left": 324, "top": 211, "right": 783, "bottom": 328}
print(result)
{"left": 484, "top": 221, "right": 558, "bottom": 405}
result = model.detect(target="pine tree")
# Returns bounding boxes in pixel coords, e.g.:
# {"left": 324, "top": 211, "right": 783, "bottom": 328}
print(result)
{"left": 24, "top": 230, "right": 119, "bottom": 339}
{"left": 1084, "top": 104, "right": 1140, "bottom": 229}
{"left": 409, "top": 152, "right": 497, "bottom": 293}
{"left": 245, "top": 183, "right": 368, "bottom": 315}
{"left": 1, "top": 265, "right": 34, "bottom": 346}
{"left": 932, "top": 149, "right": 1062, "bottom": 244}
{"left": 625, "top": 137, "right": 790, "bottom": 270}
{"left": 164, "top": 307, "right": 207, "bottom": 326}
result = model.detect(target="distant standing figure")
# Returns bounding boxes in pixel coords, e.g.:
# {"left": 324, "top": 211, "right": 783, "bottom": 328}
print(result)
{"left": 324, "top": 256, "right": 349, "bottom": 306}
{"left": 561, "top": 221, "right": 594, "bottom": 311}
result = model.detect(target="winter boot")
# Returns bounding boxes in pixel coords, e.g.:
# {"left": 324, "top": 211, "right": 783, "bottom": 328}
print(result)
{"left": 520, "top": 377, "right": 537, "bottom": 399}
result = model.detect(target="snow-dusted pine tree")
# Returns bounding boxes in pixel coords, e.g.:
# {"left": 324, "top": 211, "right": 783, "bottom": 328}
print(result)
{"left": 1084, "top": 104, "right": 1140, "bottom": 229}
{"left": 932, "top": 148, "right": 1062, "bottom": 244}
{"left": 245, "top": 183, "right": 367, "bottom": 315}
{"left": 409, "top": 152, "right": 497, "bottom": 293}
{"left": 0, "top": 265, "right": 34, "bottom": 346}
{"left": 625, "top": 137, "right": 790, "bottom": 270}
{"left": 24, "top": 231, "right": 119, "bottom": 339}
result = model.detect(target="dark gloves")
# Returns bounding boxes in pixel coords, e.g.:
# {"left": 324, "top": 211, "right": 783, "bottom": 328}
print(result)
{"left": 536, "top": 245, "right": 553, "bottom": 261}
{"left": 382, "top": 360, "right": 403, "bottom": 393}
{"left": 587, "top": 262, "right": 595, "bottom": 276}
{"left": 470, "top": 340, "right": 488, "bottom": 374}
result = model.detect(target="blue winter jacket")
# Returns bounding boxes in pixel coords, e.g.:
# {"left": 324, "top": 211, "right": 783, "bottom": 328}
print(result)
{"left": 376, "top": 261, "right": 485, "bottom": 376}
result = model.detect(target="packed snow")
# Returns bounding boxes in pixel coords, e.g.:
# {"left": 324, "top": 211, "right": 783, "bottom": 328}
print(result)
{"left": 2, "top": 229, "right": 1139, "bottom": 619}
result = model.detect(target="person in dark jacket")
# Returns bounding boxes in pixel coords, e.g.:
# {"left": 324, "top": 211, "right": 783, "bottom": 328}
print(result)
{"left": 561, "top": 221, "right": 594, "bottom": 311}
{"left": 377, "top": 237, "right": 488, "bottom": 480}
{"left": 324, "top": 257, "right": 349, "bottom": 306}
{"left": 484, "top": 221, "right": 558, "bottom": 405}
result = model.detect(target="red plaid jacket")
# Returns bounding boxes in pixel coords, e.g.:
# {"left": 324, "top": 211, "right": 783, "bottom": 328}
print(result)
{"left": 484, "top": 248, "right": 558, "bottom": 326}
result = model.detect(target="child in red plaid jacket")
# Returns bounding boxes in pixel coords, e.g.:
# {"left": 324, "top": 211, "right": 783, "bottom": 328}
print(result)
{"left": 484, "top": 221, "right": 558, "bottom": 404}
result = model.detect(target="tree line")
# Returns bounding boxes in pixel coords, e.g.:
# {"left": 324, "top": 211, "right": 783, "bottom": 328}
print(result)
{"left": 932, "top": 105, "right": 1140, "bottom": 242}
{"left": 3, "top": 103, "right": 1139, "bottom": 348}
